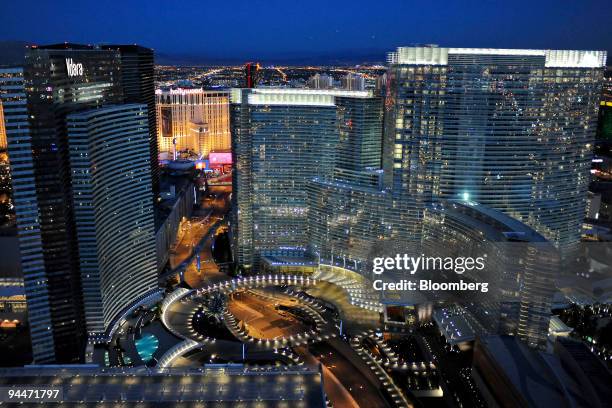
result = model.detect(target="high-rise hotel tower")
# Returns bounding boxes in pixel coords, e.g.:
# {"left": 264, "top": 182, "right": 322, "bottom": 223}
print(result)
{"left": 67, "top": 104, "right": 157, "bottom": 337}
{"left": 6, "top": 44, "right": 158, "bottom": 363}
{"left": 230, "top": 88, "right": 384, "bottom": 271}
{"left": 230, "top": 46, "right": 606, "bottom": 349}
{"left": 101, "top": 45, "right": 159, "bottom": 198}
{"left": 384, "top": 46, "right": 606, "bottom": 250}
{"left": 19, "top": 44, "right": 124, "bottom": 362}
{"left": 233, "top": 48, "right": 606, "bottom": 274}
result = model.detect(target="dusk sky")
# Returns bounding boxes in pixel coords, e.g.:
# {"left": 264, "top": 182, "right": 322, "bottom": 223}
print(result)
{"left": 1, "top": 0, "right": 611, "bottom": 63}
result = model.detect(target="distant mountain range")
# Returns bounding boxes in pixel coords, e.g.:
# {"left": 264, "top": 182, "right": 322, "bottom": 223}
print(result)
{"left": 155, "top": 49, "right": 389, "bottom": 66}
{"left": 0, "top": 40, "right": 387, "bottom": 66}
{"left": 2, "top": 40, "right": 609, "bottom": 67}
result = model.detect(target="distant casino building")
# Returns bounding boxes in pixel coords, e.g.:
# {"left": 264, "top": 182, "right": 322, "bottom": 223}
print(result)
{"left": 341, "top": 73, "right": 366, "bottom": 91}
{"left": 307, "top": 73, "right": 334, "bottom": 89}
{"left": 384, "top": 46, "right": 606, "bottom": 250}
{"left": 67, "top": 104, "right": 157, "bottom": 337}
{"left": 0, "top": 67, "right": 36, "bottom": 311}
{"left": 244, "top": 62, "right": 260, "bottom": 88}
{"left": 156, "top": 88, "right": 231, "bottom": 158}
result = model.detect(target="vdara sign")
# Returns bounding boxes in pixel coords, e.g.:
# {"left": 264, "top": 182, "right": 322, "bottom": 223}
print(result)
{"left": 65, "top": 58, "right": 84, "bottom": 77}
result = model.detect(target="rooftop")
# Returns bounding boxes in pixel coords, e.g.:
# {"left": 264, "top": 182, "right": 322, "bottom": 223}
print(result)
{"left": 230, "top": 88, "right": 374, "bottom": 106}
{"left": 432, "top": 308, "right": 476, "bottom": 344}
{"left": 0, "top": 365, "right": 326, "bottom": 407}
{"left": 477, "top": 335, "right": 568, "bottom": 407}
{"left": 427, "top": 200, "right": 549, "bottom": 243}
{"left": 388, "top": 45, "right": 607, "bottom": 68}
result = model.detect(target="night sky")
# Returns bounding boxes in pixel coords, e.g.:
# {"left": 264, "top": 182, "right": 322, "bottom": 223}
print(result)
{"left": 1, "top": 0, "right": 611, "bottom": 64}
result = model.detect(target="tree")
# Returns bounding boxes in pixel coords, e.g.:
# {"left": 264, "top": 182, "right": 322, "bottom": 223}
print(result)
{"left": 203, "top": 292, "right": 227, "bottom": 323}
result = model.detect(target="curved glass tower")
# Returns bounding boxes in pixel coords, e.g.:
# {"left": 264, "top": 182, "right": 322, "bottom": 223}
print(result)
{"left": 230, "top": 48, "right": 605, "bottom": 349}
{"left": 67, "top": 104, "right": 157, "bottom": 336}
{"left": 422, "top": 200, "right": 558, "bottom": 349}
{"left": 230, "top": 88, "right": 382, "bottom": 270}
{"left": 384, "top": 46, "right": 606, "bottom": 250}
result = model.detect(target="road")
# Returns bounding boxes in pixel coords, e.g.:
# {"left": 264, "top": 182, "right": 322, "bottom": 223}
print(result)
{"left": 296, "top": 346, "right": 360, "bottom": 408}
{"left": 228, "top": 290, "right": 308, "bottom": 340}
{"left": 160, "top": 184, "right": 231, "bottom": 287}
{"left": 158, "top": 181, "right": 402, "bottom": 407}
{"left": 298, "top": 340, "right": 393, "bottom": 408}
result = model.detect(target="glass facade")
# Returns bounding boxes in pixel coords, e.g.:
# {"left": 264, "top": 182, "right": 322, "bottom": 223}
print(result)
{"left": 382, "top": 46, "right": 604, "bottom": 347}
{"left": 101, "top": 45, "right": 159, "bottom": 198}
{"left": 307, "top": 179, "right": 392, "bottom": 273}
{"left": 67, "top": 104, "right": 157, "bottom": 336}
{"left": 1, "top": 67, "right": 55, "bottom": 362}
{"left": 8, "top": 43, "right": 161, "bottom": 362}
{"left": 421, "top": 200, "right": 558, "bottom": 349}
{"left": 230, "top": 89, "right": 382, "bottom": 270}
{"left": 0, "top": 44, "right": 164, "bottom": 363}
{"left": 230, "top": 47, "right": 605, "bottom": 349}
{"left": 306, "top": 95, "right": 392, "bottom": 273}
{"left": 20, "top": 46, "right": 124, "bottom": 362}
{"left": 384, "top": 46, "right": 605, "bottom": 251}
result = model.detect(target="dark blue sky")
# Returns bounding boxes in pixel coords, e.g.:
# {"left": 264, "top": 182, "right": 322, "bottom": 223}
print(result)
{"left": 1, "top": 0, "right": 611, "bottom": 64}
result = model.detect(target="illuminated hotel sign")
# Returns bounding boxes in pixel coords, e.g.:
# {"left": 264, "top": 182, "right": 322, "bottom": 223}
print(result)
{"left": 169, "top": 88, "right": 204, "bottom": 95}
{"left": 65, "top": 58, "right": 84, "bottom": 77}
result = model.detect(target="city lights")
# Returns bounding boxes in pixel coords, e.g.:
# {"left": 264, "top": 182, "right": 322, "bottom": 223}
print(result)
{"left": 0, "top": 3, "right": 610, "bottom": 407}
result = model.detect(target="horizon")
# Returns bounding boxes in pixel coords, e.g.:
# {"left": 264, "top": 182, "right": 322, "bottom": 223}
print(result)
{"left": 0, "top": 2, "right": 611, "bottom": 406}
{"left": 1, "top": 0, "right": 611, "bottom": 65}
{"left": 1, "top": 40, "right": 610, "bottom": 67}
